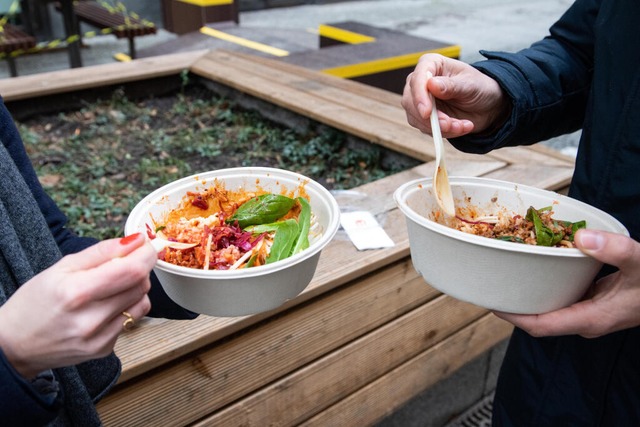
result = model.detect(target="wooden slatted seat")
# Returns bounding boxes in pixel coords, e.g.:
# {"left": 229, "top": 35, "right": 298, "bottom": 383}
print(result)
{"left": 0, "top": 50, "right": 577, "bottom": 425}
{"left": 0, "top": 23, "right": 36, "bottom": 77}
{"left": 56, "top": 1, "right": 156, "bottom": 59}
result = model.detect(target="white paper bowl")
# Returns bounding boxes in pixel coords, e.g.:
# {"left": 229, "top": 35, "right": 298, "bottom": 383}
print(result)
{"left": 394, "top": 177, "right": 628, "bottom": 314}
{"left": 125, "top": 167, "right": 340, "bottom": 317}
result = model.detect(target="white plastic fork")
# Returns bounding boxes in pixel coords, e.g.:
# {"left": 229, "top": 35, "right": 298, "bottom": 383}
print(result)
{"left": 149, "top": 237, "right": 197, "bottom": 252}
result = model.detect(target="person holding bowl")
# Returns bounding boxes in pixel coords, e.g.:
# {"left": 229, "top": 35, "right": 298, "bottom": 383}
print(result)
{"left": 0, "top": 96, "right": 197, "bottom": 425}
{"left": 401, "top": 0, "right": 640, "bottom": 425}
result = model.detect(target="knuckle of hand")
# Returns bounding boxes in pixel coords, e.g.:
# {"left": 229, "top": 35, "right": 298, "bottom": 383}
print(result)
{"left": 124, "top": 262, "right": 152, "bottom": 282}
{"left": 141, "top": 296, "right": 152, "bottom": 315}
{"left": 60, "top": 286, "right": 92, "bottom": 311}
{"left": 77, "top": 319, "right": 102, "bottom": 341}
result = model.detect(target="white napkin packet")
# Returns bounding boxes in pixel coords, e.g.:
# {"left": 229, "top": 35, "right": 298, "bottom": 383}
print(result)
{"left": 340, "top": 211, "right": 395, "bottom": 250}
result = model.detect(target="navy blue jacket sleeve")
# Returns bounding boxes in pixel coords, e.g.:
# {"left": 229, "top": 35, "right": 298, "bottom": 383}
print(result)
{"left": 449, "top": 0, "right": 599, "bottom": 154}
{"left": 0, "top": 97, "right": 197, "bottom": 319}
{"left": 0, "top": 349, "right": 61, "bottom": 425}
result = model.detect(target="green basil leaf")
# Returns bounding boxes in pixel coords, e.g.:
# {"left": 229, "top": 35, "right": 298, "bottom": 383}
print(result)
{"left": 570, "top": 220, "right": 587, "bottom": 240}
{"left": 226, "top": 194, "right": 296, "bottom": 228}
{"left": 497, "top": 235, "right": 525, "bottom": 244}
{"left": 526, "top": 206, "right": 585, "bottom": 246}
{"left": 265, "top": 219, "right": 299, "bottom": 264}
{"left": 290, "top": 197, "right": 311, "bottom": 256}
{"left": 526, "top": 206, "right": 563, "bottom": 246}
{"left": 245, "top": 219, "right": 299, "bottom": 263}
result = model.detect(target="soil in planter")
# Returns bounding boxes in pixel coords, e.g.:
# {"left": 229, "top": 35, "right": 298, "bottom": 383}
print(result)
{"left": 18, "top": 84, "right": 411, "bottom": 240}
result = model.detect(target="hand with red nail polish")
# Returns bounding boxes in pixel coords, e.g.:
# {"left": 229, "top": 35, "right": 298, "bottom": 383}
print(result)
{"left": 0, "top": 233, "right": 156, "bottom": 379}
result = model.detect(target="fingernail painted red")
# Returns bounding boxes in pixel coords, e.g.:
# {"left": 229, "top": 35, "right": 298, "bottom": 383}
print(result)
{"left": 120, "top": 233, "right": 141, "bottom": 245}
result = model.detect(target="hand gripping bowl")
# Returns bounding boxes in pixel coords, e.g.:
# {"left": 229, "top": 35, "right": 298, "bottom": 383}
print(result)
{"left": 394, "top": 177, "right": 629, "bottom": 314}
{"left": 125, "top": 167, "right": 340, "bottom": 317}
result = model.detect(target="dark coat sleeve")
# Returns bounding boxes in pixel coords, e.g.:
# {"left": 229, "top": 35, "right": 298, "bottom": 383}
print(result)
{"left": 0, "top": 349, "right": 62, "bottom": 425}
{"left": 0, "top": 98, "right": 197, "bottom": 319}
{"left": 448, "top": 0, "right": 600, "bottom": 154}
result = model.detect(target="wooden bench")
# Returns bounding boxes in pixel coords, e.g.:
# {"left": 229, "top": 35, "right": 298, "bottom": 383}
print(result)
{"left": 0, "top": 49, "right": 576, "bottom": 426}
{"left": 0, "top": 23, "right": 36, "bottom": 77}
{"left": 56, "top": 0, "right": 156, "bottom": 59}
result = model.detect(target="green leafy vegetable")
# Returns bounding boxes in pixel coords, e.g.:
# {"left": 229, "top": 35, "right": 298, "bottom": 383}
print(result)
{"left": 291, "top": 197, "right": 311, "bottom": 255}
{"left": 226, "top": 194, "right": 296, "bottom": 228}
{"left": 497, "top": 235, "right": 525, "bottom": 244}
{"left": 525, "top": 206, "right": 586, "bottom": 246}
{"left": 526, "top": 206, "right": 564, "bottom": 246}
{"left": 563, "top": 220, "right": 587, "bottom": 242}
{"left": 246, "top": 219, "right": 300, "bottom": 264}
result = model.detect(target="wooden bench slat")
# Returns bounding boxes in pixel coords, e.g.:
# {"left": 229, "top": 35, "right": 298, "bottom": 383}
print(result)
{"left": 0, "top": 24, "right": 36, "bottom": 54}
{"left": 71, "top": 1, "right": 156, "bottom": 38}
{"left": 195, "top": 295, "right": 490, "bottom": 426}
{"left": 0, "top": 50, "right": 208, "bottom": 100}
{"left": 53, "top": 0, "right": 156, "bottom": 58}
{"left": 193, "top": 51, "right": 484, "bottom": 163}
{"left": 0, "top": 24, "right": 36, "bottom": 77}
{"left": 303, "top": 314, "right": 512, "bottom": 426}
{"left": 54, "top": 1, "right": 156, "bottom": 37}
{"left": 98, "top": 259, "right": 442, "bottom": 425}
{"left": 202, "top": 50, "right": 576, "bottom": 170}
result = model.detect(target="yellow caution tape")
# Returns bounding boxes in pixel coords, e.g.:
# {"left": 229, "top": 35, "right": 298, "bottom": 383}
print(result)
{"left": 321, "top": 46, "right": 462, "bottom": 78}
{"left": 0, "top": 1, "right": 155, "bottom": 60}
{"left": 318, "top": 25, "right": 376, "bottom": 45}
{"left": 200, "top": 26, "right": 289, "bottom": 57}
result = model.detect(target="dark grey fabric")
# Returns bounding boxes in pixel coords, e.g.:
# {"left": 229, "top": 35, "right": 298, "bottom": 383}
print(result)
{"left": 0, "top": 141, "right": 111, "bottom": 426}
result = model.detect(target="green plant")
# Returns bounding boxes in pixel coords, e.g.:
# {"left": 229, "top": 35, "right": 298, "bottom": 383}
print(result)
{"left": 20, "top": 85, "right": 406, "bottom": 240}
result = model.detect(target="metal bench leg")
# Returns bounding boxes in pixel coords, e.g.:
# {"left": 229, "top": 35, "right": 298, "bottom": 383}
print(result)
{"left": 128, "top": 36, "right": 136, "bottom": 59}
{"left": 6, "top": 57, "right": 18, "bottom": 77}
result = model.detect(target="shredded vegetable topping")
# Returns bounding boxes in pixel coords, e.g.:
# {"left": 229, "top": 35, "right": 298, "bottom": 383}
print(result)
{"left": 453, "top": 206, "right": 586, "bottom": 247}
{"left": 147, "top": 183, "right": 316, "bottom": 270}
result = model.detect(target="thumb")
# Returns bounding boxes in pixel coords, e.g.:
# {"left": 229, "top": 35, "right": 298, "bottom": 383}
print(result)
{"left": 574, "top": 229, "right": 639, "bottom": 272}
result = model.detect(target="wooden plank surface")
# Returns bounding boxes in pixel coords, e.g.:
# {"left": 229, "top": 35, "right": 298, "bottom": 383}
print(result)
{"left": 303, "top": 314, "right": 512, "bottom": 426}
{"left": 192, "top": 50, "right": 475, "bottom": 163}
{"left": 0, "top": 48, "right": 576, "bottom": 426}
{"left": 0, "top": 50, "right": 208, "bottom": 101}
{"left": 195, "top": 294, "right": 489, "bottom": 426}
{"left": 98, "top": 258, "right": 440, "bottom": 426}
{"left": 191, "top": 50, "right": 575, "bottom": 173}
{"left": 191, "top": 53, "right": 434, "bottom": 162}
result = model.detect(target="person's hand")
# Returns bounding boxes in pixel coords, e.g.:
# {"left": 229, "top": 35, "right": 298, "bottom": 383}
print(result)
{"left": 401, "top": 53, "right": 511, "bottom": 138}
{"left": 0, "top": 233, "right": 156, "bottom": 379}
{"left": 494, "top": 229, "right": 640, "bottom": 338}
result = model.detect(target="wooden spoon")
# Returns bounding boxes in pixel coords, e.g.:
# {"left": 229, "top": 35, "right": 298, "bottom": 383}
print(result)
{"left": 427, "top": 73, "right": 456, "bottom": 217}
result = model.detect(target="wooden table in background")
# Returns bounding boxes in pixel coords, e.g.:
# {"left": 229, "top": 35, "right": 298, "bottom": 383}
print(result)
{"left": 0, "top": 50, "right": 576, "bottom": 426}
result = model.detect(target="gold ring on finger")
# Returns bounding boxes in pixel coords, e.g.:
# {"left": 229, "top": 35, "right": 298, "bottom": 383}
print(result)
{"left": 122, "top": 311, "right": 135, "bottom": 331}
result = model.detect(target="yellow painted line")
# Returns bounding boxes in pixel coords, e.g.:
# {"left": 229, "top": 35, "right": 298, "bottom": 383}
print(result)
{"left": 177, "top": 0, "right": 233, "bottom": 6}
{"left": 113, "top": 52, "right": 132, "bottom": 62}
{"left": 200, "top": 26, "right": 289, "bottom": 57}
{"left": 321, "top": 45, "right": 462, "bottom": 78}
{"left": 318, "top": 24, "right": 376, "bottom": 44}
